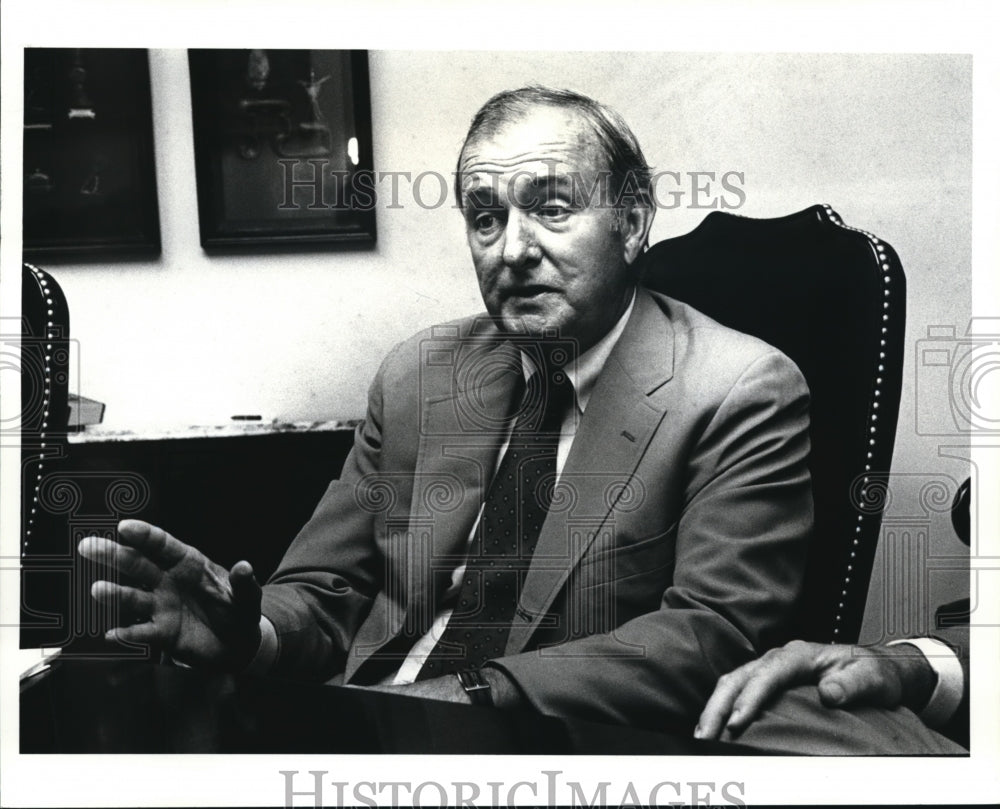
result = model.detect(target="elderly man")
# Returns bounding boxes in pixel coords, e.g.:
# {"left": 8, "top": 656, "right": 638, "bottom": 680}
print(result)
{"left": 81, "top": 86, "right": 815, "bottom": 731}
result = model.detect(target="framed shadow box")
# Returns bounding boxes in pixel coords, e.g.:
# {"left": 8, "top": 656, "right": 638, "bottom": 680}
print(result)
{"left": 188, "top": 49, "right": 376, "bottom": 251}
{"left": 22, "top": 48, "right": 161, "bottom": 261}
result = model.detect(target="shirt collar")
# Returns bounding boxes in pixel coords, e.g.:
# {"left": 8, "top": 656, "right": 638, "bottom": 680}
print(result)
{"left": 520, "top": 287, "right": 636, "bottom": 414}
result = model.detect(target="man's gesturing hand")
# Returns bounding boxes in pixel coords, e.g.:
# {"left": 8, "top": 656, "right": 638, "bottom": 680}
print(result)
{"left": 78, "top": 519, "right": 263, "bottom": 670}
{"left": 694, "top": 640, "right": 936, "bottom": 740}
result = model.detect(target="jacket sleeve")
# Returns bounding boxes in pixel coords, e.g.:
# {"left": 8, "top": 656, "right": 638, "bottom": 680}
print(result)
{"left": 486, "top": 350, "right": 813, "bottom": 731}
{"left": 258, "top": 355, "right": 393, "bottom": 681}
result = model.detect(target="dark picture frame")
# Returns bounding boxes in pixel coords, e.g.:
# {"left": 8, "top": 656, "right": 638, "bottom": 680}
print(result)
{"left": 188, "top": 49, "right": 376, "bottom": 251}
{"left": 22, "top": 48, "right": 162, "bottom": 261}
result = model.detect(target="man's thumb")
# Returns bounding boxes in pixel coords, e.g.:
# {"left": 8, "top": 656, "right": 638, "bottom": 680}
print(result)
{"left": 818, "top": 678, "right": 849, "bottom": 706}
{"left": 229, "top": 560, "right": 262, "bottom": 614}
{"left": 818, "top": 663, "right": 894, "bottom": 709}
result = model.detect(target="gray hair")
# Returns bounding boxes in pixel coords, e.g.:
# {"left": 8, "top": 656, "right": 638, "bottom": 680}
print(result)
{"left": 454, "top": 85, "right": 652, "bottom": 216}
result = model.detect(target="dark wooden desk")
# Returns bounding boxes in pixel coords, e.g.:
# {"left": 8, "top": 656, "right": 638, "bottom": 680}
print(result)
{"left": 21, "top": 658, "right": 763, "bottom": 755}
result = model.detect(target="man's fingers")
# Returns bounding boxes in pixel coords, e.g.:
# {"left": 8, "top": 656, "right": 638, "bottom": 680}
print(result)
{"left": 105, "top": 621, "right": 163, "bottom": 647}
{"left": 90, "top": 580, "right": 155, "bottom": 622}
{"left": 115, "top": 519, "right": 190, "bottom": 568}
{"left": 723, "top": 651, "right": 813, "bottom": 733}
{"left": 695, "top": 665, "right": 755, "bottom": 739}
{"left": 696, "top": 641, "right": 824, "bottom": 740}
{"left": 78, "top": 536, "right": 162, "bottom": 588}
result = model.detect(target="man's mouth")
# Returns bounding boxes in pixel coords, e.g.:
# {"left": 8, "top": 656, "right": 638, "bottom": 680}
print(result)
{"left": 508, "top": 284, "right": 558, "bottom": 298}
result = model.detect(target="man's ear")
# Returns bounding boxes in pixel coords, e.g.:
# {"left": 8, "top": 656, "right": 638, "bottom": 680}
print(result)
{"left": 621, "top": 201, "right": 655, "bottom": 266}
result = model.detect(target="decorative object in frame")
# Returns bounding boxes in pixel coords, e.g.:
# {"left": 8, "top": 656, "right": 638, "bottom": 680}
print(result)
{"left": 188, "top": 49, "right": 376, "bottom": 250}
{"left": 23, "top": 48, "right": 162, "bottom": 261}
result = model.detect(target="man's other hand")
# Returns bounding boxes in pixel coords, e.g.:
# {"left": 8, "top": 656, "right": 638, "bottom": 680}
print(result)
{"left": 694, "top": 640, "right": 936, "bottom": 740}
{"left": 78, "top": 519, "right": 263, "bottom": 670}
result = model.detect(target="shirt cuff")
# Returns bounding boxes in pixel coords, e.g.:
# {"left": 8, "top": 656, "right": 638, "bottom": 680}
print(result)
{"left": 887, "top": 637, "right": 964, "bottom": 727}
{"left": 243, "top": 615, "right": 278, "bottom": 676}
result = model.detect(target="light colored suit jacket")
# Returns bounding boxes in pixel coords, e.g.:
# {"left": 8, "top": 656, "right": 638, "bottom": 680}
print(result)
{"left": 261, "top": 288, "right": 813, "bottom": 729}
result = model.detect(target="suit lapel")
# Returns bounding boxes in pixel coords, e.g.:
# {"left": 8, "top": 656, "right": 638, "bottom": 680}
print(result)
{"left": 401, "top": 331, "right": 522, "bottom": 635}
{"left": 506, "top": 289, "right": 676, "bottom": 654}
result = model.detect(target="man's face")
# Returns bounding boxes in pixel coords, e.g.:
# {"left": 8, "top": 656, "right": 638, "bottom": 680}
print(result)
{"left": 459, "top": 105, "right": 649, "bottom": 354}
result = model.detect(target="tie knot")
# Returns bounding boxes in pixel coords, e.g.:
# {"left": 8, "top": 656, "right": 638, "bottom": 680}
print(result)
{"left": 518, "top": 362, "right": 574, "bottom": 434}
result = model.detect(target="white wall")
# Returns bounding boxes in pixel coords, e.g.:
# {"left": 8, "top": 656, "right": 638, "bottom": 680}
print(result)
{"left": 48, "top": 51, "right": 972, "bottom": 640}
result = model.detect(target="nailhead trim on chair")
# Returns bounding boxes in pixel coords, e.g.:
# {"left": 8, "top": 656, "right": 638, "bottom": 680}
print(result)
{"left": 22, "top": 262, "right": 55, "bottom": 558}
{"left": 818, "top": 204, "right": 894, "bottom": 641}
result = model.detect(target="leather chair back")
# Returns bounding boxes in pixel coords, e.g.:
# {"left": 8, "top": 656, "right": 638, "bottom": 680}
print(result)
{"left": 636, "top": 205, "right": 905, "bottom": 643}
{"left": 21, "top": 262, "right": 71, "bottom": 646}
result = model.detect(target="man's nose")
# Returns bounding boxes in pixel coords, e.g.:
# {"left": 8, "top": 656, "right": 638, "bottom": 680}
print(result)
{"left": 501, "top": 208, "right": 540, "bottom": 269}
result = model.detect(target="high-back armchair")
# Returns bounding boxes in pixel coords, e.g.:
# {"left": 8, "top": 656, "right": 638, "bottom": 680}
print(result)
{"left": 21, "top": 262, "right": 71, "bottom": 647}
{"left": 636, "top": 205, "right": 905, "bottom": 644}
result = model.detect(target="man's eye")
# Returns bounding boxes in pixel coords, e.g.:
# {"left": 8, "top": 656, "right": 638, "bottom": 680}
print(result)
{"left": 537, "top": 205, "right": 571, "bottom": 220}
{"left": 474, "top": 212, "right": 500, "bottom": 231}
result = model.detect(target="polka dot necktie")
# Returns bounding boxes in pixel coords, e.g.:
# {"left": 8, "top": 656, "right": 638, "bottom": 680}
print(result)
{"left": 416, "top": 362, "right": 574, "bottom": 679}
